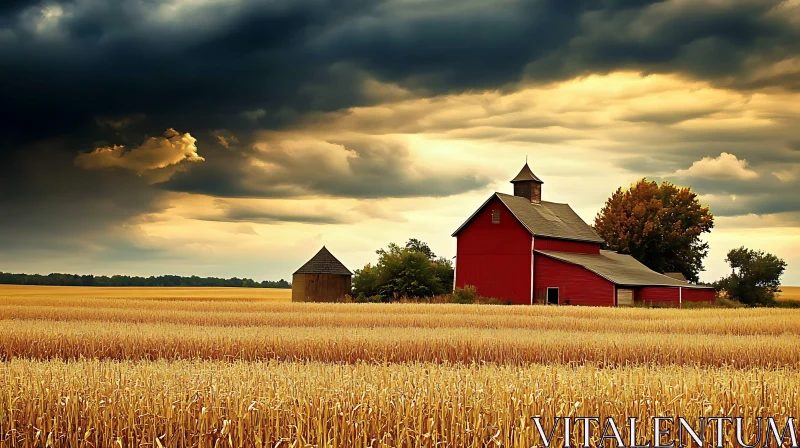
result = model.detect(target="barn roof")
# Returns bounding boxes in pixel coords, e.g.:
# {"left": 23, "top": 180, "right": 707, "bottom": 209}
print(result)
{"left": 664, "top": 272, "right": 687, "bottom": 281}
{"left": 510, "top": 163, "right": 543, "bottom": 183}
{"left": 452, "top": 192, "right": 605, "bottom": 243}
{"left": 497, "top": 194, "right": 605, "bottom": 243}
{"left": 535, "top": 250, "right": 712, "bottom": 289}
{"left": 293, "top": 246, "right": 353, "bottom": 276}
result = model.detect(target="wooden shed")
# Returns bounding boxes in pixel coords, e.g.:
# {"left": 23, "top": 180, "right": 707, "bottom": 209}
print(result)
{"left": 292, "top": 246, "right": 353, "bottom": 302}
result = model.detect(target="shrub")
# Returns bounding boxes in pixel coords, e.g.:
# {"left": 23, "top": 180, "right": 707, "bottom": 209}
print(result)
{"left": 715, "top": 247, "right": 786, "bottom": 307}
{"left": 352, "top": 240, "right": 454, "bottom": 300}
{"left": 354, "top": 293, "right": 385, "bottom": 303}
{"left": 451, "top": 286, "right": 479, "bottom": 304}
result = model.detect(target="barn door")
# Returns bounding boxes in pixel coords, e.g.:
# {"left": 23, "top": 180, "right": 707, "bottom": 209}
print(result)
{"left": 547, "top": 288, "right": 559, "bottom": 305}
{"left": 617, "top": 288, "right": 634, "bottom": 307}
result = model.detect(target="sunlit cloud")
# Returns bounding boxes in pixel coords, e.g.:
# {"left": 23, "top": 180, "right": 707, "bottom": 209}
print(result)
{"left": 75, "top": 129, "right": 204, "bottom": 175}
{"left": 674, "top": 153, "right": 759, "bottom": 180}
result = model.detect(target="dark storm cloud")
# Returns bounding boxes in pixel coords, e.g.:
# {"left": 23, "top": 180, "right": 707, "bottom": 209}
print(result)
{"left": 196, "top": 200, "right": 352, "bottom": 225}
{"left": 1, "top": 0, "right": 798, "bottom": 246}
{"left": 617, "top": 109, "right": 720, "bottom": 125}
{"left": 2, "top": 0, "right": 797, "bottom": 148}
{"left": 699, "top": 192, "right": 800, "bottom": 218}
{"left": 0, "top": 137, "right": 168, "bottom": 259}
{"left": 323, "top": 0, "right": 798, "bottom": 93}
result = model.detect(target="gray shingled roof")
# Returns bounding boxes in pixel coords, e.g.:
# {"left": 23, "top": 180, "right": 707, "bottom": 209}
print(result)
{"left": 535, "top": 250, "right": 711, "bottom": 288}
{"left": 510, "top": 163, "right": 543, "bottom": 183}
{"left": 664, "top": 272, "right": 687, "bottom": 281}
{"left": 495, "top": 193, "right": 606, "bottom": 243}
{"left": 293, "top": 246, "right": 353, "bottom": 276}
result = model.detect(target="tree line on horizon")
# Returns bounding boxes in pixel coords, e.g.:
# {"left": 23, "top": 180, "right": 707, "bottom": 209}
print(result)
{"left": 0, "top": 272, "right": 291, "bottom": 288}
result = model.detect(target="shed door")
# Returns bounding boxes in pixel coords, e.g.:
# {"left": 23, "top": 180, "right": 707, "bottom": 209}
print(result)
{"left": 617, "top": 288, "right": 634, "bottom": 307}
{"left": 546, "top": 288, "right": 559, "bottom": 305}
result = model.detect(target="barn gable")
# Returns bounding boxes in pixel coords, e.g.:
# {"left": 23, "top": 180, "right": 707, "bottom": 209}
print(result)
{"left": 454, "top": 196, "right": 533, "bottom": 304}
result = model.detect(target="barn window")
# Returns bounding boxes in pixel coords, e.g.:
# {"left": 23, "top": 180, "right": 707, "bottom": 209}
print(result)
{"left": 491, "top": 209, "right": 500, "bottom": 224}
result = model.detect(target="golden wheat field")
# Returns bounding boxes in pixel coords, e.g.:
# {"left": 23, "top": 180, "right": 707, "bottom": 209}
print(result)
{"left": 777, "top": 286, "right": 800, "bottom": 302}
{"left": 2, "top": 285, "right": 800, "bottom": 447}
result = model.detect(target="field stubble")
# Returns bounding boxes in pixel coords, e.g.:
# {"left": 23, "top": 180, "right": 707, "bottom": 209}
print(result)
{"left": 2, "top": 285, "right": 800, "bottom": 447}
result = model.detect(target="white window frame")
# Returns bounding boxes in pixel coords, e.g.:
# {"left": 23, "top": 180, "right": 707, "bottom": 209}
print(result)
{"left": 546, "top": 287, "right": 559, "bottom": 305}
{"left": 491, "top": 209, "right": 500, "bottom": 224}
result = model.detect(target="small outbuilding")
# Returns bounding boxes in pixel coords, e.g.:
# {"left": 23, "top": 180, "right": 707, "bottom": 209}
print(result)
{"left": 292, "top": 246, "right": 353, "bottom": 302}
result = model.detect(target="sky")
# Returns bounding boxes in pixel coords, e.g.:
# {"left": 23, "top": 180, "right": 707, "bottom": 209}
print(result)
{"left": 1, "top": 0, "right": 799, "bottom": 285}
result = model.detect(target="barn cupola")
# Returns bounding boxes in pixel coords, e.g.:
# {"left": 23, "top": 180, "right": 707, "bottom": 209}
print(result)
{"left": 510, "top": 162, "right": 543, "bottom": 204}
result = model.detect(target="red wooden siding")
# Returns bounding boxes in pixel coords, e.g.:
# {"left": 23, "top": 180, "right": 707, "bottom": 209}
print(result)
{"left": 638, "top": 286, "right": 714, "bottom": 304}
{"left": 533, "top": 254, "right": 615, "bottom": 306}
{"left": 455, "top": 197, "right": 533, "bottom": 304}
{"left": 533, "top": 237, "right": 601, "bottom": 254}
{"left": 639, "top": 286, "right": 679, "bottom": 303}
{"left": 681, "top": 288, "right": 716, "bottom": 302}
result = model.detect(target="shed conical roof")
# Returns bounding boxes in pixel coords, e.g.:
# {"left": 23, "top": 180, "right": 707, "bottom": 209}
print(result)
{"left": 293, "top": 246, "right": 353, "bottom": 276}
{"left": 510, "top": 163, "right": 543, "bottom": 183}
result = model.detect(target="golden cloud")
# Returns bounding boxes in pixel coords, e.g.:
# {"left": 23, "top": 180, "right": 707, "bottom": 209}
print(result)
{"left": 75, "top": 128, "right": 204, "bottom": 174}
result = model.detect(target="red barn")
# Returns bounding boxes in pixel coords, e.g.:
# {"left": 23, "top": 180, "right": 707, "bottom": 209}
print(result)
{"left": 452, "top": 163, "right": 716, "bottom": 306}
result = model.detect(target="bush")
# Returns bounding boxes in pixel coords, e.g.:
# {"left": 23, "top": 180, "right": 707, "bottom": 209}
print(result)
{"left": 354, "top": 293, "right": 386, "bottom": 303}
{"left": 715, "top": 247, "right": 786, "bottom": 307}
{"left": 451, "top": 286, "right": 479, "bottom": 304}
{"left": 775, "top": 299, "right": 800, "bottom": 309}
{"left": 474, "top": 296, "right": 508, "bottom": 305}
{"left": 352, "top": 240, "right": 454, "bottom": 300}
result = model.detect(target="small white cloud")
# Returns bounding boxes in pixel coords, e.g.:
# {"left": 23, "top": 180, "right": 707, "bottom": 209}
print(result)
{"left": 674, "top": 152, "right": 758, "bottom": 180}
{"left": 75, "top": 128, "right": 204, "bottom": 174}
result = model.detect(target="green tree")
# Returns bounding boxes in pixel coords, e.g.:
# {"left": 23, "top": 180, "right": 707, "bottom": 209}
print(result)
{"left": 405, "top": 238, "right": 436, "bottom": 260}
{"left": 594, "top": 179, "right": 714, "bottom": 282}
{"left": 716, "top": 247, "right": 787, "bottom": 306}
{"left": 352, "top": 239, "right": 454, "bottom": 300}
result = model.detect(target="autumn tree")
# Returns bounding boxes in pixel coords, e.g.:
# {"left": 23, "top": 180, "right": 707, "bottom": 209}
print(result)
{"left": 594, "top": 179, "right": 714, "bottom": 282}
{"left": 716, "top": 247, "right": 786, "bottom": 306}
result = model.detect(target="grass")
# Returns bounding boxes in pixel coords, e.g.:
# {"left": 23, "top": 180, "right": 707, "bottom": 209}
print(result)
{"left": 1, "top": 285, "right": 799, "bottom": 447}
